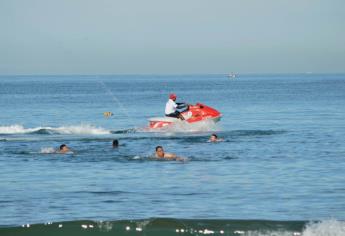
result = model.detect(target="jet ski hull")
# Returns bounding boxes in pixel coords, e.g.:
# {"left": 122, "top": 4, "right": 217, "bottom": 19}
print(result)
{"left": 148, "top": 103, "right": 221, "bottom": 129}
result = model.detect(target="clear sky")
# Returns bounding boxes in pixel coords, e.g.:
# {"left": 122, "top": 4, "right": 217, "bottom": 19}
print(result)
{"left": 1, "top": 0, "right": 344, "bottom": 74}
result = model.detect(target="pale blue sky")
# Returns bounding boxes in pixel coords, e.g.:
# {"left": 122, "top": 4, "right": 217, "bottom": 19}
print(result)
{"left": 0, "top": 0, "right": 344, "bottom": 74}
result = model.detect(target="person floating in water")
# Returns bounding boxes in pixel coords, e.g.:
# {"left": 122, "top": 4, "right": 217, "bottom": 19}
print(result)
{"left": 208, "top": 134, "right": 224, "bottom": 142}
{"left": 112, "top": 139, "right": 119, "bottom": 148}
{"left": 165, "top": 93, "right": 189, "bottom": 120}
{"left": 155, "top": 146, "right": 184, "bottom": 161}
{"left": 59, "top": 144, "right": 72, "bottom": 153}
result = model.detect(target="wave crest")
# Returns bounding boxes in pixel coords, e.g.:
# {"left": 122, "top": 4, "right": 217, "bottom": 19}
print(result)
{"left": 40, "top": 147, "right": 56, "bottom": 154}
{"left": 2, "top": 219, "right": 344, "bottom": 236}
{"left": 302, "top": 220, "right": 345, "bottom": 236}
{"left": 0, "top": 124, "right": 110, "bottom": 135}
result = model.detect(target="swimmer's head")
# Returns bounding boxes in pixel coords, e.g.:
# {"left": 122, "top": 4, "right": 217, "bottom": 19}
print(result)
{"left": 155, "top": 146, "right": 165, "bottom": 158}
{"left": 210, "top": 134, "right": 218, "bottom": 142}
{"left": 59, "top": 144, "right": 70, "bottom": 153}
{"left": 112, "top": 139, "right": 119, "bottom": 148}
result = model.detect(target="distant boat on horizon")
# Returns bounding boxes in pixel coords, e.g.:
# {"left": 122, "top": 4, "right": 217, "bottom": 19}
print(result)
{"left": 227, "top": 72, "right": 236, "bottom": 79}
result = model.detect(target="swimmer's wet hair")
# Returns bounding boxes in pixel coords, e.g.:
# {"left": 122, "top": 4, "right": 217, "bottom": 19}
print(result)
{"left": 211, "top": 134, "right": 218, "bottom": 138}
{"left": 60, "top": 144, "right": 67, "bottom": 150}
{"left": 112, "top": 139, "right": 119, "bottom": 147}
{"left": 156, "top": 146, "right": 163, "bottom": 151}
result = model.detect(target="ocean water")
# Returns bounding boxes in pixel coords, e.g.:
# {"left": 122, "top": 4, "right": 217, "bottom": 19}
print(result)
{"left": 0, "top": 74, "right": 344, "bottom": 235}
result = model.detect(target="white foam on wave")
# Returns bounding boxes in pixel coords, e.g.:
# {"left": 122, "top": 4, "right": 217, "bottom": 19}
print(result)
{"left": 51, "top": 124, "right": 110, "bottom": 135}
{"left": 302, "top": 220, "right": 345, "bottom": 236}
{"left": 0, "top": 124, "right": 42, "bottom": 134}
{"left": 0, "top": 124, "right": 111, "bottom": 135}
{"left": 239, "top": 231, "right": 298, "bottom": 236}
{"left": 40, "top": 147, "right": 56, "bottom": 154}
{"left": 234, "top": 220, "right": 345, "bottom": 236}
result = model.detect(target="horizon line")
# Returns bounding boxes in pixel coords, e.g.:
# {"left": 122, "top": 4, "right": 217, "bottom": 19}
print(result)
{"left": 1, "top": 72, "right": 345, "bottom": 77}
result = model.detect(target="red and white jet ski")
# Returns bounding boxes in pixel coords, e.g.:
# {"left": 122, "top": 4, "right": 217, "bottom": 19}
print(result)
{"left": 148, "top": 103, "right": 221, "bottom": 129}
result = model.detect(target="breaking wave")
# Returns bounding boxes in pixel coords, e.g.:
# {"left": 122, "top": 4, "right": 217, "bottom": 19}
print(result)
{"left": 0, "top": 120, "right": 221, "bottom": 136}
{"left": 0, "top": 124, "right": 111, "bottom": 135}
{"left": 39, "top": 147, "right": 56, "bottom": 154}
{"left": 0, "top": 219, "right": 344, "bottom": 236}
{"left": 302, "top": 219, "right": 345, "bottom": 236}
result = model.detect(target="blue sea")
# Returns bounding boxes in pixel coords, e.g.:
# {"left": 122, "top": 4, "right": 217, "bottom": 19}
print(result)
{"left": 0, "top": 74, "right": 344, "bottom": 235}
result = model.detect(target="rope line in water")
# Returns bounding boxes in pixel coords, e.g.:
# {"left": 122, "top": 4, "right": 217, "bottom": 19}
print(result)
{"left": 98, "top": 79, "right": 137, "bottom": 128}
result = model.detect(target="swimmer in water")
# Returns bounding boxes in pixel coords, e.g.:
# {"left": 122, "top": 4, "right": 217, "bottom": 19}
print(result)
{"left": 208, "top": 133, "right": 224, "bottom": 142}
{"left": 112, "top": 139, "right": 119, "bottom": 148}
{"left": 59, "top": 144, "right": 72, "bottom": 154}
{"left": 155, "top": 146, "right": 184, "bottom": 161}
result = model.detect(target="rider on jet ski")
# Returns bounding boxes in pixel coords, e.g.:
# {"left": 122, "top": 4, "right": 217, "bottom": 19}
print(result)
{"left": 165, "top": 93, "right": 189, "bottom": 120}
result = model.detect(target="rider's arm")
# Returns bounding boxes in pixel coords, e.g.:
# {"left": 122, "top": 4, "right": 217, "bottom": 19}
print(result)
{"left": 176, "top": 102, "right": 187, "bottom": 109}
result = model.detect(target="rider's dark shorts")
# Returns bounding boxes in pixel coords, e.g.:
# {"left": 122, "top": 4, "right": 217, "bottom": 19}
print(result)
{"left": 165, "top": 111, "right": 181, "bottom": 118}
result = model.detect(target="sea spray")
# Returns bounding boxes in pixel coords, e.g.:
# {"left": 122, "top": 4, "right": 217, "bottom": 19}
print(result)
{"left": 302, "top": 220, "right": 345, "bottom": 236}
{"left": 40, "top": 147, "right": 56, "bottom": 154}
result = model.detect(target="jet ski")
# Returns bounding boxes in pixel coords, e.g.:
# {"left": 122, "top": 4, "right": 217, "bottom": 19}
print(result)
{"left": 148, "top": 103, "right": 221, "bottom": 129}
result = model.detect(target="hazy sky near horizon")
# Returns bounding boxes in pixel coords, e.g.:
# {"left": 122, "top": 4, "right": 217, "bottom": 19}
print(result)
{"left": 1, "top": 0, "right": 344, "bottom": 74}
